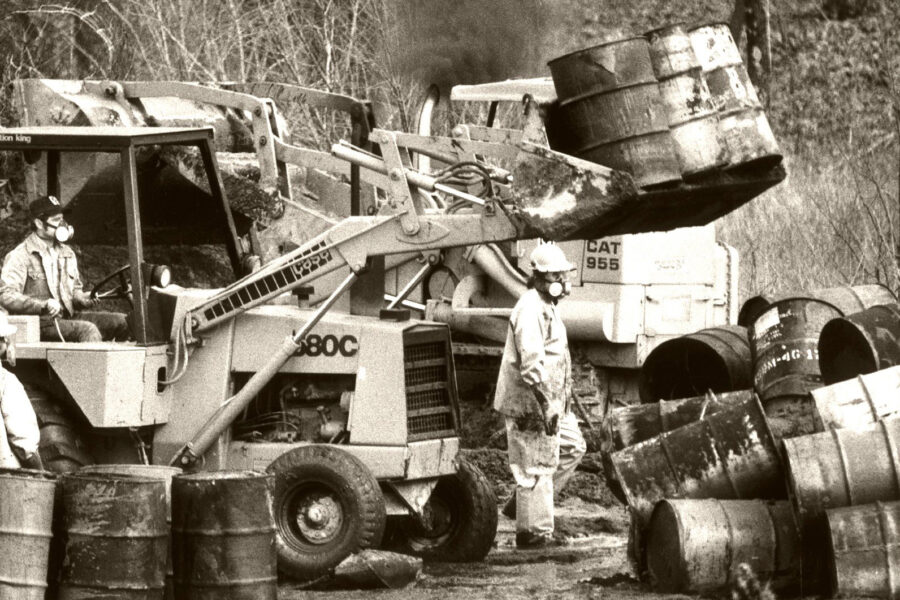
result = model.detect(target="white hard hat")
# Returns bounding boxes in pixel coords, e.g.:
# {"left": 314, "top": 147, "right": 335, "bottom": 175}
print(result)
{"left": 530, "top": 242, "right": 574, "bottom": 273}
{"left": 0, "top": 312, "right": 16, "bottom": 337}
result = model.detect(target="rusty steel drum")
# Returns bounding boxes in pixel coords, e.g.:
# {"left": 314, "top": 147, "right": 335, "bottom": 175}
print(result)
{"left": 739, "top": 284, "right": 898, "bottom": 328}
{"left": 548, "top": 37, "right": 656, "bottom": 99}
{"left": 607, "top": 389, "right": 755, "bottom": 451}
{"left": 784, "top": 419, "right": 900, "bottom": 587}
{"left": 813, "top": 366, "right": 900, "bottom": 430}
{"left": 639, "top": 325, "right": 752, "bottom": 402}
{"left": 819, "top": 303, "right": 900, "bottom": 385}
{"left": 59, "top": 472, "right": 168, "bottom": 599}
{"left": 611, "top": 394, "right": 784, "bottom": 528}
{"left": 79, "top": 465, "right": 182, "bottom": 600}
{"left": 827, "top": 501, "right": 900, "bottom": 598}
{"left": 0, "top": 468, "right": 56, "bottom": 600}
{"left": 646, "top": 499, "right": 801, "bottom": 593}
{"left": 172, "top": 470, "right": 277, "bottom": 600}
{"left": 689, "top": 23, "right": 781, "bottom": 169}
{"left": 547, "top": 38, "right": 682, "bottom": 189}
{"left": 751, "top": 297, "right": 843, "bottom": 440}
{"left": 647, "top": 23, "right": 727, "bottom": 178}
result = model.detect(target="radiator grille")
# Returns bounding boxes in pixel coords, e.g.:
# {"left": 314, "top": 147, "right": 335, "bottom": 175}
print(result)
{"left": 403, "top": 331, "right": 458, "bottom": 442}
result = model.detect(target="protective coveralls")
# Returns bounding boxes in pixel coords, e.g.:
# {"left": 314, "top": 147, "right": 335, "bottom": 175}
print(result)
{"left": 493, "top": 288, "right": 586, "bottom": 541}
{"left": 0, "top": 365, "right": 40, "bottom": 469}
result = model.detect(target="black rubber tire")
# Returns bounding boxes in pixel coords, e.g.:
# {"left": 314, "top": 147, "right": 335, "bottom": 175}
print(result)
{"left": 24, "top": 384, "right": 92, "bottom": 473}
{"left": 387, "top": 457, "right": 498, "bottom": 562}
{"left": 266, "top": 445, "right": 386, "bottom": 581}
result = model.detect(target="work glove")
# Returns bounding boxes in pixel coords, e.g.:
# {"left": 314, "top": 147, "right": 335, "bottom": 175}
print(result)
{"left": 43, "top": 298, "right": 62, "bottom": 317}
{"left": 531, "top": 386, "right": 559, "bottom": 436}
{"left": 16, "top": 451, "right": 44, "bottom": 471}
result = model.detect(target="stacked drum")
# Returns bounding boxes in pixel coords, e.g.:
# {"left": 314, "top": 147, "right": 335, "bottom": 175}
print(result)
{"left": 545, "top": 22, "right": 781, "bottom": 189}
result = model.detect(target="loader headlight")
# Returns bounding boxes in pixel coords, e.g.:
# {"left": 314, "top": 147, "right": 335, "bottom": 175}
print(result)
{"left": 143, "top": 263, "right": 172, "bottom": 288}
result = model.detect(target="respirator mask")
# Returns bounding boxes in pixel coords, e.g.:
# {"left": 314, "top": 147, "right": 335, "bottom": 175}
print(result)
{"left": 546, "top": 280, "right": 571, "bottom": 298}
{"left": 48, "top": 221, "right": 74, "bottom": 243}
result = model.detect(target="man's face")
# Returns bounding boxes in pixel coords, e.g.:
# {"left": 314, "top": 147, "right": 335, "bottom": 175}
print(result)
{"left": 535, "top": 270, "right": 571, "bottom": 299}
{"left": 35, "top": 213, "right": 64, "bottom": 241}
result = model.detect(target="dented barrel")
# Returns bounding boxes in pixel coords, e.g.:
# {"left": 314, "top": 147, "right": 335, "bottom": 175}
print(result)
{"left": 59, "top": 472, "right": 168, "bottom": 599}
{"left": 647, "top": 23, "right": 727, "bottom": 178}
{"left": 784, "top": 419, "right": 900, "bottom": 587}
{"left": 172, "top": 470, "right": 277, "bottom": 600}
{"left": 738, "top": 284, "right": 898, "bottom": 328}
{"left": 79, "top": 465, "right": 182, "bottom": 600}
{"left": 0, "top": 468, "right": 56, "bottom": 600}
{"left": 639, "top": 325, "right": 753, "bottom": 402}
{"left": 827, "top": 501, "right": 900, "bottom": 598}
{"left": 689, "top": 23, "right": 781, "bottom": 170}
{"left": 606, "top": 389, "right": 754, "bottom": 450}
{"left": 751, "top": 297, "right": 842, "bottom": 439}
{"left": 819, "top": 303, "right": 900, "bottom": 385}
{"left": 611, "top": 394, "right": 784, "bottom": 527}
{"left": 547, "top": 38, "right": 682, "bottom": 189}
{"left": 646, "top": 499, "right": 800, "bottom": 593}
{"left": 813, "top": 366, "right": 900, "bottom": 430}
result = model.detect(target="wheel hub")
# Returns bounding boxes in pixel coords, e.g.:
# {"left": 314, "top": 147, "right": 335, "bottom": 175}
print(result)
{"left": 296, "top": 492, "right": 343, "bottom": 544}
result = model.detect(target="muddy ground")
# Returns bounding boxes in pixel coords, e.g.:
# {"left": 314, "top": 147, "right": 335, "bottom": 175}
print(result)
{"left": 280, "top": 498, "right": 636, "bottom": 600}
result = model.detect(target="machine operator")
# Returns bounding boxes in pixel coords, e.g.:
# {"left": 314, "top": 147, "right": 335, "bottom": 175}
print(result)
{"left": 0, "top": 195, "right": 129, "bottom": 342}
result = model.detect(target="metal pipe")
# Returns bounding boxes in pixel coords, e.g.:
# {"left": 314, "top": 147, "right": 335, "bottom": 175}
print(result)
{"left": 332, "top": 143, "right": 486, "bottom": 206}
{"left": 387, "top": 262, "right": 432, "bottom": 309}
{"left": 169, "top": 271, "right": 359, "bottom": 468}
{"left": 468, "top": 244, "right": 527, "bottom": 299}
{"left": 415, "top": 85, "right": 440, "bottom": 173}
{"left": 384, "top": 295, "right": 425, "bottom": 312}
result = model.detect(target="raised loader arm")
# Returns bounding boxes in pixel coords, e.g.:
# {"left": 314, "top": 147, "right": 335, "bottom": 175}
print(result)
{"left": 169, "top": 127, "right": 640, "bottom": 467}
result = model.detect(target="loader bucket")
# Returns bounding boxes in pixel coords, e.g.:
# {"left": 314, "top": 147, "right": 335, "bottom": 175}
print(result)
{"left": 507, "top": 142, "right": 785, "bottom": 241}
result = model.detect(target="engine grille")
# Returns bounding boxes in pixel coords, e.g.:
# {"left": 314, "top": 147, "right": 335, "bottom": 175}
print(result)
{"left": 403, "top": 330, "right": 458, "bottom": 442}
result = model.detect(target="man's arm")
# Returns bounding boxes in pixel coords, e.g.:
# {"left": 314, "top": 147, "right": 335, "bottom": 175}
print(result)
{"left": 0, "top": 374, "right": 41, "bottom": 466}
{"left": 0, "top": 251, "right": 45, "bottom": 314}
{"left": 70, "top": 254, "right": 95, "bottom": 309}
{"left": 513, "top": 307, "right": 558, "bottom": 434}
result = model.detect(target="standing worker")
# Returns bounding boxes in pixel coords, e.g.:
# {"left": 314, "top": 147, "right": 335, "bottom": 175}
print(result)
{"left": 494, "top": 242, "right": 586, "bottom": 549}
{"left": 0, "top": 312, "right": 42, "bottom": 470}
{"left": 0, "top": 195, "right": 129, "bottom": 342}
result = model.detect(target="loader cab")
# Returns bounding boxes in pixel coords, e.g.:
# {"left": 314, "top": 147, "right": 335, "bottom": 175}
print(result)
{"left": 0, "top": 126, "right": 252, "bottom": 345}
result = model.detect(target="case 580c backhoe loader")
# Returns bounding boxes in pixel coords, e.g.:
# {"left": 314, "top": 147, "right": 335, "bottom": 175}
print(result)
{"left": 0, "top": 122, "right": 782, "bottom": 579}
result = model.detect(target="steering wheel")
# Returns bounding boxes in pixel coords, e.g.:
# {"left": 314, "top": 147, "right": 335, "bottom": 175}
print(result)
{"left": 90, "top": 264, "right": 133, "bottom": 302}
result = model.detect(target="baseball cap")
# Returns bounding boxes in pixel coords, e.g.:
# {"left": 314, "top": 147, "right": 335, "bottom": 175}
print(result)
{"left": 29, "top": 195, "right": 65, "bottom": 220}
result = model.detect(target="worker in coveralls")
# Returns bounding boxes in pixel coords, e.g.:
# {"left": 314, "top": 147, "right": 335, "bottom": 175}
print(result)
{"left": 494, "top": 242, "right": 586, "bottom": 548}
{"left": 0, "top": 195, "right": 129, "bottom": 342}
{"left": 0, "top": 312, "right": 42, "bottom": 470}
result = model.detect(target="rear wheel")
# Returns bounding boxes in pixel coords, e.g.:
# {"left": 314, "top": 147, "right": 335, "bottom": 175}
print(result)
{"left": 24, "top": 385, "right": 92, "bottom": 473}
{"left": 267, "top": 445, "right": 386, "bottom": 581}
{"left": 387, "top": 457, "right": 498, "bottom": 561}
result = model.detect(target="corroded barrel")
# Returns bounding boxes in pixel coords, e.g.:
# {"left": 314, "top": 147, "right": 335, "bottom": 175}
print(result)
{"left": 784, "top": 419, "right": 900, "bottom": 587}
{"left": 813, "top": 366, "right": 900, "bottom": 430}
{"left": 689, "top": 23, "right": 781, "bottom": 169}
{"left": 819, "top": 304, "right": 900, "bottom": 385}
{"left": 738, "top": 284, "right": 897, "bottom": 328}
{"left": 606, "top": 389, "right": 754, "bottom": 451}
{"left": 172, "top": 471, "right": 277, "bottom": 600}
{"left": 646, "top": 499, "right": 800, "bottom": 593}
{"left": 646, "top": 23, "right": 727, "bottom": 178}
{"left": 827, "top": 501, "right": 900, "bottom": 598}
{"left": 547, "top": 38, "right": 682, "bottom": 189}
{"left": 639, "top": 325, "right": 752, "bottom": 402}
{"left": 611, "top": 394, "right": 784, "bottom": 528}
{"left": 79, "top": 465, "right": 182, "bottom": 600}
{"left": 59, "top": 472, "right": 168, "bottom": 599}
{"left": 750, "top": 297, "right": 843, "bottom": 439}
{"left": 0, "top": 468, "right": 56, "bottom": 600}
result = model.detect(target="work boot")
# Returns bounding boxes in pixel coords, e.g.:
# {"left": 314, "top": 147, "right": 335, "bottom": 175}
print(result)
{"left": 501, "top": 494, "right": 516, "bottom": 520}
{"left": 515, "top": 531, "right": 558, "bottom": 549}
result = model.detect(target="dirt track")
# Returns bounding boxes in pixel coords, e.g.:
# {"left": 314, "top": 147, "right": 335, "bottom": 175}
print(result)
{"left": 279, "top": 499, "right": 636, "bottom": 600}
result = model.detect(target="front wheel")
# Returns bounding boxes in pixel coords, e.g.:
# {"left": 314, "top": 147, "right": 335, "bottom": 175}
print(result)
{"left": 387, "top": 457, "right": 498, "bottom": 562}
{"left": 266, "top": 445, "right": 386, "bottom": 581}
